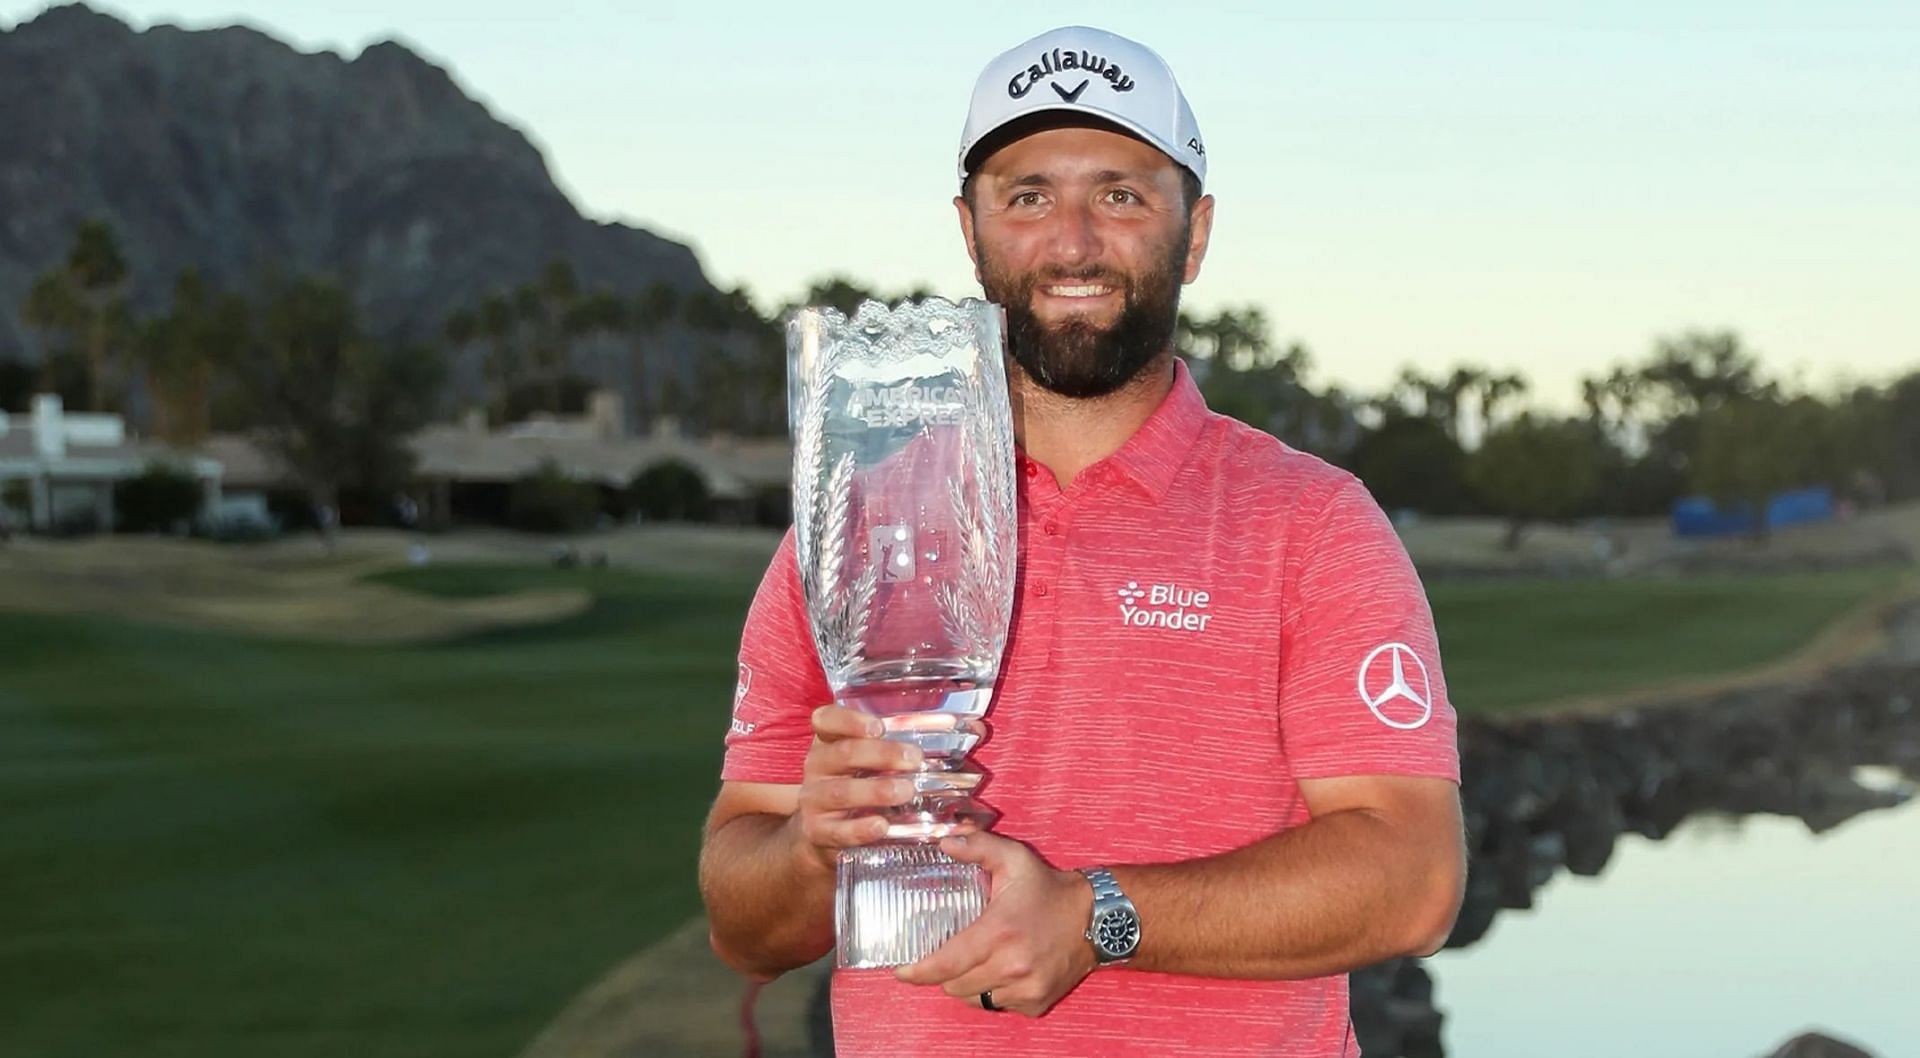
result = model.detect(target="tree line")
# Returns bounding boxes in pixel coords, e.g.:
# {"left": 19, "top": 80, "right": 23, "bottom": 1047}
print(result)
{"left": 6, "top": 220, "right": 1916, "bottom": 543}
{"left": 1, "top": 220, "right": 808, "bottom": 524}
{"left": 1184, "top": 305, "right": 1920, "bottom": 545}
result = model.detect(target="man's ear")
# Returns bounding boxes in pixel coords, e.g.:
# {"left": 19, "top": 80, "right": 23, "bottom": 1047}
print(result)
{"left": 954, "top": 195, "right": 983, "bottom": 285}
{"left": 1182, "top": 193, "right": 1216, "bottom": 285}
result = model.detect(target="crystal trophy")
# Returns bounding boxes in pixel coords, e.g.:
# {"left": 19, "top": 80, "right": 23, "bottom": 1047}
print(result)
{"left": 786, "top": 297, "right": 1018, "bottom": 969}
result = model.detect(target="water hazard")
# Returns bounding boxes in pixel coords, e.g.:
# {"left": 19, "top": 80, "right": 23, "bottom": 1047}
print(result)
{"left": 1430, "top": 770, "right": 1919, "bottom": 1057}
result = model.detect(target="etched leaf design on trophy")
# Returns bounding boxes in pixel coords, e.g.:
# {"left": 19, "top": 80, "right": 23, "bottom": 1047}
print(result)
{"left": 934, "top": 455, "right": 1000, "bottom": 669}
{"left": 790, "top": 341, "right": 830, "bottom": 584}
{"left": 812, "top": 452, "right": 879, "bottom": 677}
{"left": 931, "top": 350, "right": 1015, "bottom": 671}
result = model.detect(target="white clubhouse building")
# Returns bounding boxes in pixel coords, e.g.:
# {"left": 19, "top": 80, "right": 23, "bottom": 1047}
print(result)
{"left": 0, "top": 394, "right": 224, "bottom": 533}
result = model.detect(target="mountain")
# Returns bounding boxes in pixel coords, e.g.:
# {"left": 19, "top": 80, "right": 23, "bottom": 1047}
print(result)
{"left": 0, "top": 3, "right": 714, "bottom": 373}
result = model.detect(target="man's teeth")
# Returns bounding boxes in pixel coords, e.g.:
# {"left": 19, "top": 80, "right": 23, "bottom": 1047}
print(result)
{"left": 1046, "top": 284, "right": 1112, "bottom": 297}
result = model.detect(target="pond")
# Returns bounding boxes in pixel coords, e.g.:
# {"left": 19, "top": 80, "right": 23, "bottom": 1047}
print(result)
{"left": 1429, "top": 767, "right": 1918, "bottom": 1057}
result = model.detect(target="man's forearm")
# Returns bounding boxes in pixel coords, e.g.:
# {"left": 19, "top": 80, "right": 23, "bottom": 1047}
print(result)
{"left": 1113, "top": 806, "right": 1465, "bottom": 979}
{"left": 698, "top": 812, "right": 837, "bottom": 979}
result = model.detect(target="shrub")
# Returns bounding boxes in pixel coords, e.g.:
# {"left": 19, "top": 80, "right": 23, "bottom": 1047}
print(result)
{"left": 1, "top": 479, "right": 28, "bottom": 519}
{"left": 508, "top": 461, "right": 601, "bottom": 533}
{"left": 750, "top": 484, "right": 791, "bottom": 527}
{"left": 0, "top": 356, "right": 33, "bottom": 413}
{"left": 630, "top": 460, "right": 710, "bottom": 522}
{"left": 115, "top": 463, "right": 203, "bottom": 534}
{"left": 51, "top": 507, "right": 103, "bottom": 537}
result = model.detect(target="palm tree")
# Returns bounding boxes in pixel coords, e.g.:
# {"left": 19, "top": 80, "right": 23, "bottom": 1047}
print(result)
{"left": 565, "top": 288, "right": 627, "bottom": 421}
{"left": 476, "top": 292, "right": 519, "bottom": 423}
{"left": 1474, "top": 371, "right": 1529, "bottom": 437}
{"left": 21, "top": 219, "right": 131, "bottom": 412}
{"left": 628, "top": 282, "right": 680, "bottom": 429}
{"left": 138, "top": 270, "right": 244, "bottom": 445}
{"left": 522, "top": 260, "right": 584, "bottom": 413}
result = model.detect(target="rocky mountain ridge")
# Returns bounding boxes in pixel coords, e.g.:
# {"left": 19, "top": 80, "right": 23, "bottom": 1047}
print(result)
{"left": 0, "top": 3, "right": 712, "bottom": 381}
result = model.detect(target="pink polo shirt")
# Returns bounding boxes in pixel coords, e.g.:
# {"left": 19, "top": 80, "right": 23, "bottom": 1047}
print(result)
{"left": 724, "top": 358, "right": 1458, "bottom": 1058}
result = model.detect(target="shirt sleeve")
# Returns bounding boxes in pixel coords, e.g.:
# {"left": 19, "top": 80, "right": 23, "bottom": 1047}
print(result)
{"left": 722, "top": 528, "right": 833, "bottom": 784}
{"left": 1276, "top": 475, "right": 1460, "bottom": 783}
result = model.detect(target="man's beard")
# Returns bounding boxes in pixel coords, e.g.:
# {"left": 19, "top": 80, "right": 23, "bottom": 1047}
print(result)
{"left": 978, "top": 230, "right": 1188, "bottom": 400}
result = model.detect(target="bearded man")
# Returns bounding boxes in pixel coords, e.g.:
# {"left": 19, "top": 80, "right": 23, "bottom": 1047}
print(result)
{"left": 700, "top": 25, "right": 1466, "bottom": 1058}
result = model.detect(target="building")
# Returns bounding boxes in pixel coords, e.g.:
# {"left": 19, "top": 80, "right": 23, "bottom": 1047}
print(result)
{"left": 200, "top": 391, "right": 793, "bottom": 528}
{"left": 407, "top": 395, "right": 791, "bottom": 525}
{"left": 0, "top": 395, "right": 224, "bottom": 533}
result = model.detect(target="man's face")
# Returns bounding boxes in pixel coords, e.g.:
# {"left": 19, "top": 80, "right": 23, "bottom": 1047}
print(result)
{"left": 957, "top": 125, "right": 1214, "bottom": 399}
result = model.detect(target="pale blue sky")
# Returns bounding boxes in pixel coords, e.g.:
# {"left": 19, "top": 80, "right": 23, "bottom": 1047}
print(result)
{"left": 9, "top": 1, "right": 1917, "bottom": 408}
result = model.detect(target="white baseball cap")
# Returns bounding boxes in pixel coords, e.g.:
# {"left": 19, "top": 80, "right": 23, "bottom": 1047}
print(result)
{"left": 958, "top": 26, "right": 1206, "bottom": 188}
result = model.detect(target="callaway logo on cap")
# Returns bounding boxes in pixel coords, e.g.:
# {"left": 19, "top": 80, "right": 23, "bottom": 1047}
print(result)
{"left": 958, "top": 26, "right": 1206, "bottom": 187}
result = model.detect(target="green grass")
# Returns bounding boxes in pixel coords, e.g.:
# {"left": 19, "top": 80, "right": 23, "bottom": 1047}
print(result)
{"left": 0, "top": 565, "right": 755, "bottom": 1058}
{"left": 0, "top": 561, "right": 1903, "bottom": 1057}
{"left": 1429, "top": 567, "right": 1906, "bottom": 712}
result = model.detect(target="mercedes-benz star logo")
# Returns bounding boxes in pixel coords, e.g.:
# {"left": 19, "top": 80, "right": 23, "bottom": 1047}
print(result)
{"left": 1356, "top": 642, "right": 1433, "bottom": 730}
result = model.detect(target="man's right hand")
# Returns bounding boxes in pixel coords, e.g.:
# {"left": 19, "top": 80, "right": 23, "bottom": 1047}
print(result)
{"left": 789, "top": 704, "right": 925, "bottom": 874}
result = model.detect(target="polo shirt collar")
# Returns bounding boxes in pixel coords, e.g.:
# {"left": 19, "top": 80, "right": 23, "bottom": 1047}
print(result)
{"left": 1100, "top": 357, "right": 1209, "bottom": 502}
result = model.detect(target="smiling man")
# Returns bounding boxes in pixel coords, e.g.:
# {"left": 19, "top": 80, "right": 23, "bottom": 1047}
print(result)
{"left": 700, "top": 25, "right": 1466, "bottom": 1058}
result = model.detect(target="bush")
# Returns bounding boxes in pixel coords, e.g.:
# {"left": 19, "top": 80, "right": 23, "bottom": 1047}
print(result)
{"left": 51, "top": 507, "right": 103, "bottom": 537}
{"left": 203, "top": 514, "right": 280, "bottom": 543}
{"left": 750, "top": 484, "right": 792, "bottom": 527}
{"left": 630, "top": 460, "right": 711, "bottom": 522}
{"left": 1348, "top": 414, "right": 1473, "bottom": 516}
{"left": 1, "top": 479, "right": 29, "bottom": 522}
{"left": 0, "top": 356, "right": 33, "bottom": 413}
{"left": 115, "top": 463, "right": 203, "bottom": 534}
{"left": 508, "top": 461, "right": 601, "bottom": 533}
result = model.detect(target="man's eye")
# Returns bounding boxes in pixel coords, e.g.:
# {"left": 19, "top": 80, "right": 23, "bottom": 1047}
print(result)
{"left": 1011, "top": 191, "right": 1044, "bottom": 207}
{"left": 1106, "top": 189, "right": 1140, "bottom": 205}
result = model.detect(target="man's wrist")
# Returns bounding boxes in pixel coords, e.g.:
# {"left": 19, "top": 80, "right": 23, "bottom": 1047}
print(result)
{"left": 1057, "top": 866, "right": 1100, "bottom": 976}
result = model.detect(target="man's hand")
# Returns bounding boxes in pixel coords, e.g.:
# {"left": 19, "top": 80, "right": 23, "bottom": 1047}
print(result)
{"left": 894, "top": 832, "right": 1097, "bottom": 1017}
{"left": 789, "top": 704, "right": 924, "bottom": 875}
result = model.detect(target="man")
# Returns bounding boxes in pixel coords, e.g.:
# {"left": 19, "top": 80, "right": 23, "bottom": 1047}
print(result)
{"left": 700, "top": 25, "right": 1465, "bottom": 1058}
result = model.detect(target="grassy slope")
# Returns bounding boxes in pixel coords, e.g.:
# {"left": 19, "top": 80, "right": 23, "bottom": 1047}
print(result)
{"left": 0, "top": 567, "right": 751, "bottom": 1058}
{"left": 0, "top": 562, "right": 1904, "bottom": 1057}
{"left": 1429, "top": 567, "right": 1907, "bottom": 711}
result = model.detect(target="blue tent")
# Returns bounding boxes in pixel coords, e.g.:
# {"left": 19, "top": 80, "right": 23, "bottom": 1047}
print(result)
{"left": 1671, "top": 487, "right": 1835, "bottom": 537}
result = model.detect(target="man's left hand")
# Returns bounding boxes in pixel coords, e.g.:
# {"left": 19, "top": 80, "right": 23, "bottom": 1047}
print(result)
{"left": 894, "top": 831, "right": 1097, "bottom": 1017}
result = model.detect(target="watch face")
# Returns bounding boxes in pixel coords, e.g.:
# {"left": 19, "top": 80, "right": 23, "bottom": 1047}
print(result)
{"left": 1094, "top": 907, "right": 1139, "bottom": 957}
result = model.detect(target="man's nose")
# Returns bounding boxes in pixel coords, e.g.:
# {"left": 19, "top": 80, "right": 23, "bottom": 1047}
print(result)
{"left": 1044, "top": 199, "right": 1102, "bottom": 267}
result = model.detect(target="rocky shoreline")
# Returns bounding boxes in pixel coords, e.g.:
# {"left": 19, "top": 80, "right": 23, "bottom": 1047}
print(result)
{"left": 1351, "top": 601, "right": 1920, "bottom": 1057}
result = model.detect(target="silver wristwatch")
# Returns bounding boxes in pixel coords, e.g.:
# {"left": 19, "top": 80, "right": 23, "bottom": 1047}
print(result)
{"left": 1078, "top": 866, "right": 1141, "bottom": 966}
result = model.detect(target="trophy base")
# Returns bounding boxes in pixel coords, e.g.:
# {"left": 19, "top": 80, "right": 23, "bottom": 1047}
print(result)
{"left": 835, "top": 844, "right": 988, "bottom": 969}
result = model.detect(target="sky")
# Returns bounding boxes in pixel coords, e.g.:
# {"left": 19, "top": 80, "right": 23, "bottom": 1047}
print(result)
{"left": 7, "top": 0, "right": 1917, "bottom": 409}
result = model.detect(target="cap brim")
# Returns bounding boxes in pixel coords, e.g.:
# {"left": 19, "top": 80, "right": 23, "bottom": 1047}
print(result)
{"left": 960, "top": 106, "right": 1195, "bottom": 185}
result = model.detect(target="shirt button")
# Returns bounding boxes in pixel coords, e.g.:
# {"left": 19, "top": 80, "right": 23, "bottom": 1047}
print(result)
{"left": 1023, "top": 462, "right": 1038, "bottom": 479}
{"left": 1035, "top": 583, "right": 1050, "bottom": 598}
{"left": 1043, "top": 521, "right": 1059, "bottom": 536}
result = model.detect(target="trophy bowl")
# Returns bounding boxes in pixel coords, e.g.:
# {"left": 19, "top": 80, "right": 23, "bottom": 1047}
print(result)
{"left": 786, "top": 297, "right": 1017, "bottom": 968}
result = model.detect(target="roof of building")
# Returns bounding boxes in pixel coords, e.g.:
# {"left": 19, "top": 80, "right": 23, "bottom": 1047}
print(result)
{"left": 192, "top": 434, "right": 286, "bottom": 490}
{"left": 198, "top": 426, "right": 793, "bottom": 499}
{"left": 0, "top": 430, "right": 220, "bottom": 480}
